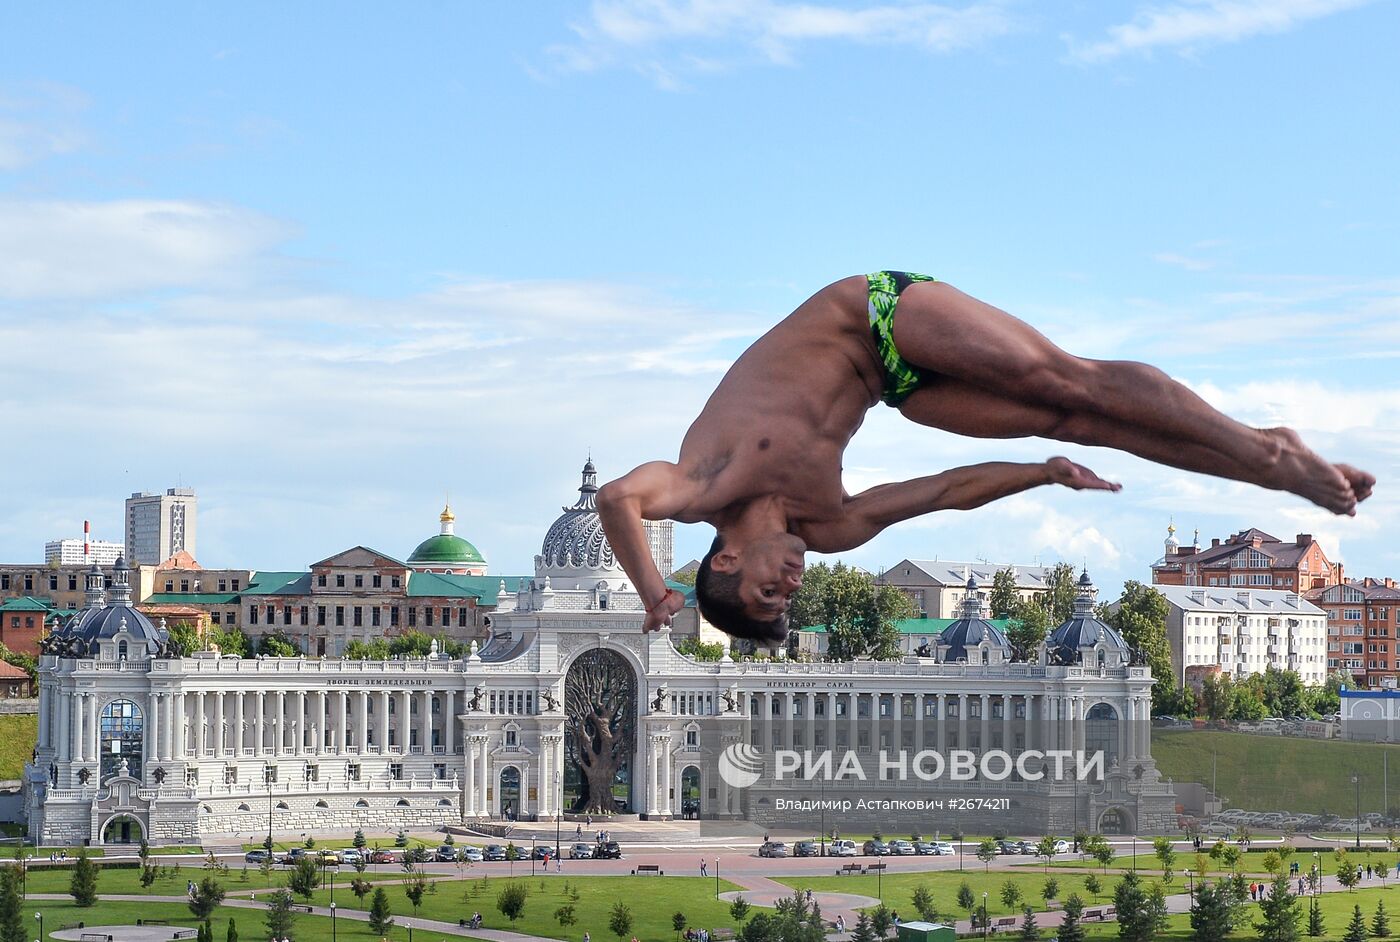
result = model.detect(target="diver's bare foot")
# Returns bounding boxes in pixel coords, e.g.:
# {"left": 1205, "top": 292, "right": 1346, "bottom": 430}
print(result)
{"left": 1337, "top": 464, "right": 1376, "bottom": 505}
{"left": 1262, "top": 427, "right": 1359, "bottom": 515}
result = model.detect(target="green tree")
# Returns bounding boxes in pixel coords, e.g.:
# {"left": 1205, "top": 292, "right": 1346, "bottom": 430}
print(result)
{"left": 1035, "top": 836, "right": 1059, "bottom": 872}
{"left": 1041, "top": 878, "right": 1059, "bottom": 910}
{"left": 1084, "top": 874, "right": 1103, "bottom": 899}
{"left": 496, "top": 882, "right": 527, "bottom": 922}
{"left": 1254, "top": 876, "right": 1301, "bottom": 942}
{"left": 869, "top": 906, "right": 893, "bottom": 939}
{"left": 788, "top": 563, "right": 913, "bottom": 660}
{"left": 0, "top": 867, "right": 25, "bottom": 942}
{"left": 70, "top": 849, "right": 99, "bottom": 907}
{"left": 675, "top": 637, "right": 725, "bottom": 661}
{"left": 140, "top": 859, "right": 160, "bottom": 888}
{"left": 264, "top": 889, "right": 297, "bottom": 942}
{"left": 389, "top": 630, "right": 435, "bottom": 657}
{"left": 288, "top": 857, "right": 318, "bottom": 899}
{"left": 1375, "top": 900, "right": 1392, "bottom": 939}
{"left": 352, "top": 829, "right": 367, "bottom": 849}
{"left": 226, "top": 917, "right": 237, "bottom": 942}
{"left": 1307, "top": 896, "right": 1325, "bottom": 937}
{"left": 555, "top": 904, "right": 578, "bottom": 928}
{"left": 403, "top": 871, "right": 428, "bottom": 914}
{"left": 1018, "top": 907, "right": 1040, "bottom": 942}
{"left": 189, "top": 877, "right": 226, "bottom": 919}
{"left": 1191, "top": 882, "right": 1233, "bottom": 942}
{"left": 1043, "top": 562, "right": 1079, "bottom": 623}
{"left": 730, "top": 896, "right": 751, "bottom": 922}
{"left": 1087, "top": 835, "right": 1115, "bottom": 872}
{"left": 610, "top": 901, "right": 635, "bottom": 940}
{"left": 1310, "top": 673, "right": 1346, "bottom": 716}
{"left": 1113, "top": 871, "right": 1154, "bottom": 942}
{"left": 1337, "top": 850, "right": 1361, "bottom": 891}
{"left": 1153, "top": 836, "right": 1177, "bottom": 882}
{"left": 166, "top": 621, "right": 202, "bottom": 655}
{"left": 1001, "top": 880, "right": 1022, "bottom": 910}
{"left": 989, "top": 568, "right": 1020, "bottom": 617}
{"left": 1058, "top": 894, "right": 1086, "bottom": 942}
{"left": 1103, "top": 581, "right": 1174, "bottom": 705}
{"left": 957, "top": 881, "right": 976, "bottom": 915}
{"left": 672, "top": 911, "right": 688, "bottom": 939}
{"left": 849, "top": 912, "right": 877, "bottom": 942}
{"left": 345, "top": 639, "right": 391, "bottom": 660}
{"left": 977, "top": 838, "right": 999, "bottom": 872}
{"left": 1007, "top": 598, "right": 1052, "bottom": 658}
{"left": 208, "top": 627, "right": 250, "bottom": 657}
{"left": 911, "top": 884, "right": 938, "bottom": 921}
{"left": 349, "top": 878, "right": 372, "bottom": 904}
{"left": 368, "top": 887, "right": 394, "bottom": 935}
{"left": 259, "top": 631, "right": 300, "bottom": 657}
{"left": 1343, "top": 904, "right": 1368, "bottom": 942}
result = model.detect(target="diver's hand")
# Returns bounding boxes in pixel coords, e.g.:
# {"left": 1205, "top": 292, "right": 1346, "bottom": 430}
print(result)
{"left": 643, "top": 588, "right": 684, "bottom": 632}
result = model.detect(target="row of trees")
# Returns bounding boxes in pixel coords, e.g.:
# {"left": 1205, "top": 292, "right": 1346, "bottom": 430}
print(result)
{"left": 164, "top": 623, "right": 470, "bottom": 661}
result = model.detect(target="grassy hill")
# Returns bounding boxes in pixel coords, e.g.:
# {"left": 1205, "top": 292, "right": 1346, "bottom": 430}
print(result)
{"left": 0, "top": 713, "right": 35, "bottom": 780}
{"left": 1154, "top": 728, "right": 1400, "bottom": 816}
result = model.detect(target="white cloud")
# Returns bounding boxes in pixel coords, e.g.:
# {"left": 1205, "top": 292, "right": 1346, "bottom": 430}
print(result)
{"left": 552, "top": 0, "right": 1017, "bottom": 83}
{"left": 1152, "top": 251, "right": 1214, "bottom": 272}
{"left": 1069, "top": 0, "right": 1376, "bottom": 63}
{"left": 0, "top": 200, "right": 293, "bottom": 301}
{"left": 0, "top": 82, "right": 86, "bottom": 170}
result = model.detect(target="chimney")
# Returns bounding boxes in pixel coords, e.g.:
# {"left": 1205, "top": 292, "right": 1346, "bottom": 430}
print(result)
{"left": 1236, "top": 590, "right": 1252, "bottom": 606}
{"left": 1212, "top": 538, "right": 1221, "bottom": 548}
{"left": 1297, "top": 533, "right": 1312, "bottom": 546}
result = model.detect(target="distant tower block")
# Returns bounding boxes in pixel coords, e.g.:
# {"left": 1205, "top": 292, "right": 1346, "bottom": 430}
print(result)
{"left": 124, "top": 488, "right": 198, "bottom": 565}
{"left": 645, "top": 519, "right": 675, "bottom": 581}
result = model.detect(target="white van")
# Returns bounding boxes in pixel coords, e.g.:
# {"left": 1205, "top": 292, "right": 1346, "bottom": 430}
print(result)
{"left": 830, "top": 840, "right": 858, "bottom": 857}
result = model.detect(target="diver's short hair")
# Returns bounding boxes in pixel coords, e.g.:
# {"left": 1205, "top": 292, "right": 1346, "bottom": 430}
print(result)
{"left": 694, "top": 534, "right": 789, "bottom": 645}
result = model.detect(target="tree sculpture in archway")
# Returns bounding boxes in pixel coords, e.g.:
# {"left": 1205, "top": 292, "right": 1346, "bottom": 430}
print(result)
{"left": 565, "top": 648, "right": 637, "bottom": 814}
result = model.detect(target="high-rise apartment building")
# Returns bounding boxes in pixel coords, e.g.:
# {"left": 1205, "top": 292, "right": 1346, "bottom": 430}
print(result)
{"left": 124, "top": 488, "right": 198, "bottom": 565}
{"left": 44, "top": 539, "right": 124, "bottom": 566}
{"left": 644, "top": 519, "right": 674, "bottom": 583}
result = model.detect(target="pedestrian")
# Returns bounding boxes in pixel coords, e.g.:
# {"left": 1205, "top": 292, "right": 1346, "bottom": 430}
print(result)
{"left": 700, "top": 859, "right": 708, "bottom": 877}
{"left": 583, "top": 933, "right": 590, "bottom": 942}
{"left": 555, "top": 856, "right": 562, "bottom": 873}
{"left": 1368, "top": 864, "right": 1374, "bottom": 879}
{"left": 576, "top": 824, "right": 583, "bottom": 839}
{"left": 835, "top": 915, "right": 846, "bottom": 933}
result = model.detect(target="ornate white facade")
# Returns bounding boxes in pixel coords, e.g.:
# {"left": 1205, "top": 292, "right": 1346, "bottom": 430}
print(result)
{"left": 27, "top": 467, "right": 1176, "bottom": 845}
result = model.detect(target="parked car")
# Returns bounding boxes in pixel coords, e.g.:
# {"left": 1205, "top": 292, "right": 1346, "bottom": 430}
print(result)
{"left": 569, "top": 843, "right": 595, "bottom": 859}
{"left": 340, "top": 849, "right": 364, "bottom": 866}
{"left": 931, "top": 842, "right": 955, "bottom": 855}
{"left": 863, "top": 840, "right": 891, "bottom": 856}
{"left": 595, "top": 841, "right": 623, "bottom": 859}
{"left": 317, "top": 849, "right": 342, "bottom": 865}
{"left": 482, "top": 845, "right": 507, "bottom": 862}
{"left": 282, "top": 848, "right": 308, "bottom": 865}
{"left": 436, "top": 845, "right": 459, "bottom": 862}
{"left": 369, "top": 849, "right": 396, "bottom": 864}
{"left": 830, "top": 840, "right": 858, "bottom": 857}
{"left": 245, "top": 850, "right": 269, "bottom": 864}
{"left": 995, "top": 841, "right": 1018, "bottom": 856}
{"left": 759, "top": 841, "right": 789, "bottom": 858}
{"left": 1018, "top": 842, "right": 1037, "bottom": 855}
{"left": 532, "top": 845, "right": 553, "bottom": 860}
{"left": 459, "top": 846, "right": 484, "bottom": 862}
{"left": 1051, "top": 840, "right": 1070, "bottom": 855}
{"left": 793, "top": 841, "right": 820, "bottom": 857}
{"left": 888, "top": 840, "right": 916, "bottom": 856}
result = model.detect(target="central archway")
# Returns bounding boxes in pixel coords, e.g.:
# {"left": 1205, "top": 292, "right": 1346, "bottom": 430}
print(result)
{"left": 680, "top": 765, "right": 702, "bottom": 819}
{"left": 498, "top": 766, "right": 521, "bottom": 821}
{"left": 565, "top": 648, "right": 638, "bottom": 814}
{"left": 101, "top": 814, "right": 144, "bottom": 845}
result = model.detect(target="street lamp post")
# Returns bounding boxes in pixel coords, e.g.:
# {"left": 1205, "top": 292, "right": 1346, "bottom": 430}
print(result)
{"left": 715, "top": 858, "right": 720, "bottom": 900}
{"left": 34, "top": 912, "right": 42, "bottom": 942}
{"left": 1187, "top": 871, "right": 1195, "bottom": 905}
{"left": 1354, "top": 774, "right": 1362, "bottom": 850}
{"left": 555, "top": 770, "right": 562, "bottom": 861}
{"left": 1313, "top": 852, "right": 1321, "bottom": 897}
{"left": 330, "top": 902, "right": 336, "bottom": 942}
{"left": 981, "top": 892, "right": 988, "bottom": 940}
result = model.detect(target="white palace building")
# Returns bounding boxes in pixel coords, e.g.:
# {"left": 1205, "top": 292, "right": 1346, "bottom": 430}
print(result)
{"left": 25, "top": 462, "right": 1176, "bottom": 846}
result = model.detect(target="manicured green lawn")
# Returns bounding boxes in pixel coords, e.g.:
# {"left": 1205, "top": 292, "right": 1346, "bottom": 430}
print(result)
{"left": 24, "top": 900, "right": 399, "bottom": 942}
{"left": 1153, "top": 729, "right": 1400, "bottom": 815}
{"left": 0, "top": 713, "right": 38, "bottom": 779}
{"left": 1032, "top": 851, "right": 1273, "bottom": 875}
{"left": 22, "top": 863, "right": 451, "bottom": 897}
{"left": 310, "top": 875, "right": 746, "bottom": 941}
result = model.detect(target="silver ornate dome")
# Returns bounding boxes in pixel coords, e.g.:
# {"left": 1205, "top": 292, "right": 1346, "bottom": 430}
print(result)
{"left": 535, "top": 460, "right": 629, "bottom": 588}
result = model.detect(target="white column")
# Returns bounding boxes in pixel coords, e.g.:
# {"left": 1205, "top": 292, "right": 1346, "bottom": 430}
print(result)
{"left": 274, "top": 691, "right": 285, "bottom": 756}
{"left": 478, "top": 738, "right": 490, "bottom": 816}
{"left": 891, "top": 693, "right": 902, "bottom": 753}
{"left": 979, "top": 694, "right": 990, "bottom": 755}
{"left": 660, "top": 737, "right": 673, "bottom": 816}
{"left": 444, "top": 691, "right": 455, "bottom": 754}
{"left": 296, "top": 690, "right": 308, "bottom": 755}
{"left": 234, "top": 691, "right": 245, "bottom": 756}
{"left": 399, "top": 690, "right": 411, "bottom": 753}
{"left": 645, "top": 737, "right": 659, "bottom": 815}
{"left": 870, "top": 694, "right": 881, "bottom": 752}
{"left": 212, "top": 691, "right": 224, "bottom": 758}
{"left": 915, "top": 693, "right": 925, "bottom": 751}
{"left": 360, "top": 691, "right": 371, "bottom": 753}
{"left": 421, "top": 691, "right": 432, "bottom": 752}
{"left": 174, "top": 691, "right": 187, "bottom": 760}
{"left": 538, "top": 741, "right": 550, "bottom": 817}
{"left": 957, "top": 693, "right": 968, "bottom": 750}
{"left": 1075, "top": 698, "right": 1087, "bottom": 753}
{"left": 254, "top": 691, "right": 265, "bottom": 755}
{"left": 848, "top": 693, "right": 858, "bottom": 750}
{"left": 378, "top": 691, "right": 390, "bottom": 753}
{"left": 936, "top": 693, "right": 947, "bottom": 754}
{"left": 1024, "top": 695, "right": 1035, "bottom": 752}
{"left": 804, "top": 693, "right": 816, "bottom": 751}
{"left": 1001, "top": 694, "right": 1012, "bottom": 752}
{"left": 825, "top": 692, "right": 836, "bottom": 749}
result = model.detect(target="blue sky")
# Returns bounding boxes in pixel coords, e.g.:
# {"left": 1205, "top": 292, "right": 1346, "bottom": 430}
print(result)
{"left": 2, "top": 0, "right": 1397, "bottom": 599}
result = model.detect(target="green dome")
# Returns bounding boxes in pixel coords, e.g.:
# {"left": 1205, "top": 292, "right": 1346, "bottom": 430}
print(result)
{"left": 408, "top": 534, "right": 486, "bottom": 565}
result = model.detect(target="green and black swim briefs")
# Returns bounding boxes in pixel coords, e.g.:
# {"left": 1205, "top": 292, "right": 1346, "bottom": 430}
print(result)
{"left": 867, "top": 270, "right": 938, "bottom": 406}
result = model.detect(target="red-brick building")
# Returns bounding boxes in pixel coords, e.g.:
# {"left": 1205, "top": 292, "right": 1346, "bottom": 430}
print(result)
{"left": 1306, "top": 578, "right": 1400, "bottom": 688}
{"left": 0, "top": 596, "right": 49, "bottom": 655}
{"left": 0, "top": 660, "right": 34, "bottom": 698}
{"left": 1152, "top": 527, "right": 1342, "bottom": 592}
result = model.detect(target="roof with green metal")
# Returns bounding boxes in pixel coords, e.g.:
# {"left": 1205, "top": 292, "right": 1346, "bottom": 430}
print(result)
{"left": 799, "top": 617, "right": 1016, "bottom": 634}
{"left": 0, "top": 596, "right": 52, "bottom": 612}
{"left": 408, "top": 534, "right": 486, "bottom": 565}
{"left": 240, "top": 572, "right": 311, "bottom": 596}
{"left": 406, "top": 572, "right": 528, "bottom": 598}
{"left": 146, "top": 593, "right": 240, "bottom": 605}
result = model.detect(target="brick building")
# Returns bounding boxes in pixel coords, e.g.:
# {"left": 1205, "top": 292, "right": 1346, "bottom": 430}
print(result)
{"left": 1306, "top": 578, "right": 1400, "bottom": 688}
{"left": 1151, "top": 526, "right": 1342, "bottom": 592}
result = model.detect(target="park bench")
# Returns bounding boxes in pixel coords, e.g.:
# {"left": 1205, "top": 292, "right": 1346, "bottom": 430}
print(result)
{"left": 79, "top": 933, "right": 112, "bottom": 942}
{"left": 631, "top": 864, "right": 664, "bottom": 876}
{"left": 58, "top": 924, "right": 84, "bottom": 932}
{"left": 866, "top": 863, "right": 887, "bottom": 873}
{"left": 171, "top": 931, "right": 198, "bottom": 940}
{"left": 1083, "top": 908, "right": 1103, "bottom": 921}
{"left": 137, "top": 920, "right": 169, "bottom": 926}
{"left": 709, "top": 931, "right": 736, "bottom": 941}
{"left": 837, "top": 863, "right": 864, "bottom": 875}
{"left": 1105, "top": 906, "right": 1117, "bottom": 918}
{"left": 993, "top": 916, "right": 1018, "bottom": 931}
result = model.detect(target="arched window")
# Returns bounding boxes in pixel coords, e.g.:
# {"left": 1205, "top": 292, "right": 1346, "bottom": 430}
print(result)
{"left": 118, "top": 641, "right": 128, "bottom": 660}
{"left": 100, "top": 699, "right": 144, "bottom": 782}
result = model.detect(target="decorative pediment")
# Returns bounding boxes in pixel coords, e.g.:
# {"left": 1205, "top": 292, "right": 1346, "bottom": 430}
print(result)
{"left": 310, "top": 546, "right": 409, "bottom": 571}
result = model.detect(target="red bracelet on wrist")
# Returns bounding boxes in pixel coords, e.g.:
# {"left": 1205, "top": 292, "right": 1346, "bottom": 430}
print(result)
{"left": 646, "top": 588, "right": 677, "bottom": 614}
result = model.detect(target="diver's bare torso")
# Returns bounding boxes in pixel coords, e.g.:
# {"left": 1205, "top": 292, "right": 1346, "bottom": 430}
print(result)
{"left": 671, "top": 276, "right": 880, "bottom": 538}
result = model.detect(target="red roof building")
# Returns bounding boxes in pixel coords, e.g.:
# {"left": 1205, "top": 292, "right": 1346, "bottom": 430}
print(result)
{"left": 1152, "top": 527, "right": 1342, "bottom": 593}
